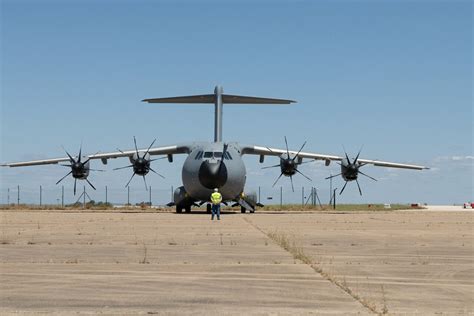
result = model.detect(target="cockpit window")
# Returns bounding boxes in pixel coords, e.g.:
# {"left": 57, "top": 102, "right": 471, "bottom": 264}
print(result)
{"left": 203, "top": 152, "right": 213, "bottom": 158}
{"left": 214, "top": 152, "right": 223, "bottom": 158}
{"left": 195, "top": 151, "right": 203, "bottom": 160}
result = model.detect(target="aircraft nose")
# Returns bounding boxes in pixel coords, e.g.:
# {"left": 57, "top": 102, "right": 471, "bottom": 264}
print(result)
{"left": 198, "top": 161, "right": 228, "bottom": 189}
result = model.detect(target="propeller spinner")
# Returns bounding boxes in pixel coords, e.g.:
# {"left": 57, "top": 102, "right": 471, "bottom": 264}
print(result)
{"left": 114, "top": 137, "right": 165, "bottom": 190}
{"left": 262, "top": 136, "right": 312, "bottom": 192}
{"left": 56, "top": 145, "right": 102, "bottom": 195}
{"left": 326, "top": 147, "right": 377, "bottom": 195}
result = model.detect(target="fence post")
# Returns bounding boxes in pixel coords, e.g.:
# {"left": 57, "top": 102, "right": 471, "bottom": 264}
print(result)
{"left": 302, "top": 187, "right": 304, "bottom": 206}
{"left": 7, "top": 188, "right": 10, "bottom": 205}
{"left": 127, "top": 186, "right": 130, "bottom": 205}
{"left": 83, "top": 186, "right": 86, "bottom": 209}
{"left": 149, "top": 186, "right": 152, "bottom": 206}
{"left": 61, "top": 186, "right": 64, "bottom": 207}
{"left": 171, "top": 186, "right": 174, "bottom": 202}
{"left": 258, "top": 186, "right": 261, "bottom": 204}
{"left": 105, "top": 186, "right": 108, "bottom": 204}
{"left": 280, "top": 186, "right": 283, "bottom": 209}
{"left": 17, "top": 185, "right": 20, "bottom": 206}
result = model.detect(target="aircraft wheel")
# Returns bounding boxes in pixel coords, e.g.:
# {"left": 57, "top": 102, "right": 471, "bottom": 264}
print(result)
{"left": 185, "top": 206, "right": 191, "bottom": 213}
{"left": 176, "top": 206, "right": 183, "bottom": 213}
{"left": 241, "top": 207, "right": 246, "bottom": 213}
{"left": 250, "top": 210, "right": 255, "bottom": 213}
{"left": 206, "top": 204, "right": 212, "bottom": 214}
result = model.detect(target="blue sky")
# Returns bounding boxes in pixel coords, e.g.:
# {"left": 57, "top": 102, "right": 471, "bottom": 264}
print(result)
{"left": 1, "top": 0, "right": 472, "bottom": 205}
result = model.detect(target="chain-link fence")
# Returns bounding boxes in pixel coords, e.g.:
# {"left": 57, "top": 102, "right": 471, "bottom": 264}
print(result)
{"left": 0, "top": 184, "right": 336, "bottom": 207}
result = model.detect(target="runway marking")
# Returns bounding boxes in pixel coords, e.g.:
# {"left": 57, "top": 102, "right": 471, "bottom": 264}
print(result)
{"left": 241, "top": 217, "right": 383, "bottom": 315}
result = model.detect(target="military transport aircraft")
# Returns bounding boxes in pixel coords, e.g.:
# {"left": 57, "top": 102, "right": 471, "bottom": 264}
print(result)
{"left": 1, "top": 86, "right": 428, "bottom": 213}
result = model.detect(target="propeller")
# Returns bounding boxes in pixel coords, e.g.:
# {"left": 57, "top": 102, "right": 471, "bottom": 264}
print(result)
{"left": 326, "top": 146, "right": 377, "bottom": 196}
{"left": 114, "top": 136, "right": 165, "bottom": 190}
{"left": 262, "top": 136, "right": 312, "bottom": 192}
{"left": 56, "top": 145, "right": 100, "bottom": 195}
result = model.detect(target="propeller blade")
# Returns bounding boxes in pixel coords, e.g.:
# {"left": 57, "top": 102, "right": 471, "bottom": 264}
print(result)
{"left": 355, "top": 179, "right": 362, "bottom": 196}
{"left": 261, "top": 164, "right": 280, "bottom": 169}
{"left": 133, "top": 136, "right": 139, "bottom": 158}
{"left": 354, "top": 146, "right": 363, "bottom": 164}
{"left": 339, "top": 181, "right": 348, "bottom": 195}
{"left": 149, "top": 167, "right": 165, "bottom": 179}
{"left": 62, "top": 146, "right": 76, "bottom": 163}
{"left": 89, "top": 169, "right": 105, "bottom": 172}
{"left": 218, "top": 143, "right": 228, "bottom": 174}
{"left": 125, "top": 172, "right": 136, "bottom": 187}
{"left": 292, "top": 141, "right": 307, "bottom": 162}
{"left": 74, "top": 178, "right": 77, "bottom": 195}
{"left": 344, "top": 151, "right": 351, "bottom": 164}
{"left": 325, "top": 173, "right": 342, "bottom": 180}
{"left": 359, "top": 170, "right": 377, "bottom": 181}
{"left": 265, "top": 146, "right": 275, "bottom": 153}
{"left": 295, "top": 169, "right": 312, "bottom": 182}
{"left": 85, "top": 178, "right": 96, "bottom": 190}
{"left": 60, "top": 164, "right": 72, "bottom": 167}
{"left": 150, "top": 157, "right": 167, "bottom": 162}
{"left": 56, "top": 171, "right": 72, "bottom": 185}
{"left": 296, "top": 159, "right": 314, "bottom": 165}
{"left": 82, "top": 151, "right": 101, "bottom": 165}
{"left": 272, "top": 172, "right": 284, "bottom": 187}
{"left": 144, "top": 138, "right": 156, "bottom": 157}
{"left": 289, "top": 175, "right": 294, "bottom": 192}
{"left": 113, "top": 165, "right": 134, "bottom": 171}
{"left": 142, "top": 175, "right": 148, "bottom": 191}
{"left": 284, "top": 136, "right": 290, "bottom": 157}
{"left": 78, "top": 143, "right": 82, "bottom": 163}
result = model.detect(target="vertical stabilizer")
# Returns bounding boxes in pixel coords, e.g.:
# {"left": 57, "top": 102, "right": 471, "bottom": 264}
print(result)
{"left": 214, "top": 86, "right": 223, "bottom": 142}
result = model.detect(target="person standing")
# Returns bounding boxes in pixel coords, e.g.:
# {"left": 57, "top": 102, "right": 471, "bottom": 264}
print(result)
{"left": 210, "top": 188, "right": 222, "bottom": 220}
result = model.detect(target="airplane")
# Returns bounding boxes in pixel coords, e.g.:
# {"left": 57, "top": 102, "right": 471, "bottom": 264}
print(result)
{"left": 1, "top": 86, "right": 429, "bottom": 213}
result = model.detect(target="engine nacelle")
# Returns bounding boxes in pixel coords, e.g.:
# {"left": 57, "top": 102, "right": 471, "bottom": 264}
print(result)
{"left": 279, "top": 153, "right": 299, "bottom": 176}
{"left": 71, "top": 157, "right": 90, "bottom": 180}
{"left": 130, "top": 152, "right": 151, "bottom": 176}
{"left": 340, "top": 158, "right": 360, "bottom": 182}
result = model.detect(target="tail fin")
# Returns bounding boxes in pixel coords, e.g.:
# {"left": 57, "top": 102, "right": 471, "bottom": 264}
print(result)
{"left": 142, "top": 86, "right": 296, "bottom": 142}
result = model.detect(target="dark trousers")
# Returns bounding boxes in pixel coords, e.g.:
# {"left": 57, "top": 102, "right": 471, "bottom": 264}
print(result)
{"left": 211, "top": 204, "right": 220, "bottom": 219}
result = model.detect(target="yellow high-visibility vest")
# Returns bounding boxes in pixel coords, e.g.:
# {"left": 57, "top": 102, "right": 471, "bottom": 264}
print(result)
{"left": 211, "top": 192, "right": 222, "bottom": 205}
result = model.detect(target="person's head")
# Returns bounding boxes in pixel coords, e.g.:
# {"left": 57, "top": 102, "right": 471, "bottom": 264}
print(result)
{"left": 214, "top": 188, "right": 218, "bottom": 192}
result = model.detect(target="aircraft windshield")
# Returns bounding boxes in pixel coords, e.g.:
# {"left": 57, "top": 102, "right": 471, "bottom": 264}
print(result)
{"left": 204, "top": 152, "right": 213, "bottom": 158}
{"left": 214, "top": 152, "right": 223, "bottom": 158}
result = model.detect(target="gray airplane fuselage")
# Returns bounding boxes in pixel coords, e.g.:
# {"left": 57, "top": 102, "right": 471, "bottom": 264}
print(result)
{"left": 181, "top": 142, "right": 246, "bottom": 201}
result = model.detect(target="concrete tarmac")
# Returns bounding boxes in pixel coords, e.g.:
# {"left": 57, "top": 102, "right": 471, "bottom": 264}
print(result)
{"left": 0, "top": 208, "right": 472, "bottom": 315}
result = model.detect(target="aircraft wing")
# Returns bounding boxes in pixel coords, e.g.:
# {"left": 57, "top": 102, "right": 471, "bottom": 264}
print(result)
{"left": 240, "top": 145, "right": 429, "bottom": 170}
{"left": 1, "top": 144, "right": 191, "bottom": 167}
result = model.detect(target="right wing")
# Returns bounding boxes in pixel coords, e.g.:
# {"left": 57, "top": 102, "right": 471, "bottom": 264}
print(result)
{"left": 240, "top": 145, "right": 429, "bottom": 170}
{"left": 1, "top": 144, "right": 191, "bottom": 167}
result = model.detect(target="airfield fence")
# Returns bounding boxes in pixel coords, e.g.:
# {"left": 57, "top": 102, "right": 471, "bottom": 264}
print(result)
{"left": 0, "top": 184, "right": 333, "bottom": 208}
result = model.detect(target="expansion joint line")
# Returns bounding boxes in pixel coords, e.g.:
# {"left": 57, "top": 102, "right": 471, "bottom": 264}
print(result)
{"left": 241, "top": 217, "right": 382, "bottom": 315}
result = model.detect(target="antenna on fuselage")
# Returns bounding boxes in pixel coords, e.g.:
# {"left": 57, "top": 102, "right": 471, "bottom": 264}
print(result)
{"left": 142, "top": 86, "right": 296, "bottom": 142}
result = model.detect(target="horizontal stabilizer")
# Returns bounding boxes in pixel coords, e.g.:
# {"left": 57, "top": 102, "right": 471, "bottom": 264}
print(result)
{"left": 223, "top": 94, "right": 295, "bottom": 104}
{"left": 143, "top": 94, "right": 215, "bottom": 103}
{"left": 143, "top": 94, "right": 295, "bottom": 104}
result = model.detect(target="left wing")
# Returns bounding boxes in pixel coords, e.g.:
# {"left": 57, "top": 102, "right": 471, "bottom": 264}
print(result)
{"left": 1, "top": 144, "right": 191, "bottom": 167}
{"left": 240, "top": 145, "right": 428, "bottom": 170}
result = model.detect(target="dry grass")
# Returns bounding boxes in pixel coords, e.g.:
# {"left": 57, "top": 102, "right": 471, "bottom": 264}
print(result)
{"left": 264, "top": 229, "right": 385, "bottom": 315}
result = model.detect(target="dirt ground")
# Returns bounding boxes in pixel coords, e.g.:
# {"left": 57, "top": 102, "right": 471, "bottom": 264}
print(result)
{"left": 0, "top": 208, "right": 472, "bottom": 315}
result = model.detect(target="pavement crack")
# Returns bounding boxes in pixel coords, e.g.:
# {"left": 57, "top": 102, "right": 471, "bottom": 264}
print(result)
{"left": 242, "top": 217, "right": 382, "bottom": 315}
